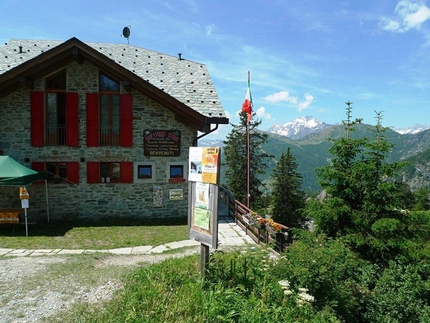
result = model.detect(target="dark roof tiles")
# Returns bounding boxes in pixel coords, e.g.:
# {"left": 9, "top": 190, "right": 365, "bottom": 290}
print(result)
{"left": 0, "top": 39, "right": 225, "bottom": 119}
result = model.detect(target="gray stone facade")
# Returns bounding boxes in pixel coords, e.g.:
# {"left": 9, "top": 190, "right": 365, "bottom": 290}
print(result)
{"left": 0, "top": 60, "right": 196, "bottom": 221}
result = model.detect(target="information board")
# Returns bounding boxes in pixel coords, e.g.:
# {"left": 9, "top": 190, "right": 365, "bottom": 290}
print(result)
{"left": 188, "top": 147, "right": 221, "bottom": 249}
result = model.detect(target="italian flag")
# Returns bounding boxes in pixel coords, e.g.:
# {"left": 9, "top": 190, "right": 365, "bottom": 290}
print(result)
{"left": 241, "top": 82, "right": 252, "bottom": 123}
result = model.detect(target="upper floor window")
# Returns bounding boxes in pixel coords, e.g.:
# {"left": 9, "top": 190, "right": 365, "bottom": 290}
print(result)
{"left": 100, "top": 73, "right": 120, "bottom": 92}
{"left": 46, "top": 71, "right": 67, "bottom": 146}
{"left": 86, "top": 73, "right": 133, "bottom": 147}
{"left": 30, "top": 70, "right": 79, "bottom": 147}
{"left": 100, "top": 74, "right": 120, "bottom": 146}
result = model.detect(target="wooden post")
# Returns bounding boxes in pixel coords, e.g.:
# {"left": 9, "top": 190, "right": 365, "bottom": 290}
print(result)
{"left": 200, "top": 244, "right": 210, "bottom": 277}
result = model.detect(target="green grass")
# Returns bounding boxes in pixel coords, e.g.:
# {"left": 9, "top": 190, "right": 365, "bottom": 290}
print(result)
{"left": 0, "top": 218, "right": 188, "bottom": 250}
{"left": 43, "top": 249, "right": 341, "bottom": 323}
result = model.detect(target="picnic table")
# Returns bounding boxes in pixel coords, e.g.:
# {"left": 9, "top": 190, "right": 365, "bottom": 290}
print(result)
{"left": 0, "top": 209, "right": 22, "bottom": 224}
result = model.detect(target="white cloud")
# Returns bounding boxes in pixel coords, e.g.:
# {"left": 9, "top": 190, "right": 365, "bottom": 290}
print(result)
{"left": 298, "top": 93, "right": 314, "bottom": 111}
{"left": 380, "top": 0, "right": 430, "bottom": 33}
{"left": 264, "top": 91, "right": 298, "bottom": 104}
{"left": 263, "top": 91, "right": 314, "bottom": 111}
{"left": 256, "top": 106, "right": 271, "bottom": 119}
{"left": 206, "top": 24, "right": 216, "bottom": 36}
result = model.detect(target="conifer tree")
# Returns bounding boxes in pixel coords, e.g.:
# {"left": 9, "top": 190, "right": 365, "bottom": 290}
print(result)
{"left": 309, "top": 102, "right": 411, "bottom": 264}
{"left": 271, "top": 147, "right": 306, "bottom": 227}
{"left": 223, "top": 111, "right": 269, "bottom": 209}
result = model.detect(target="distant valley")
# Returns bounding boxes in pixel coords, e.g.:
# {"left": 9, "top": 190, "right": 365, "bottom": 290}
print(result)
{"left": 199, "top": 117, "right": 430, "bottom": 193}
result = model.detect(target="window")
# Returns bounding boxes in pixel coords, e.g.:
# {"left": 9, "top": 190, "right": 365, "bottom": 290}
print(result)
{"left": 100, "top": 74, "right": 120, "bottom": 146}
{"left": 170, "top": 165, "right": 184, "bottom": 178}
{"left": 46, "top": 91, "right": 67, "bottom": 145}
{"left": 134, "top": 162, "right": 156, "bottom": 183}
{"left": 166, "top": 162, "right": 187, "bottom": 183}
{"left": 86, "top": 73, "right": 133, "bottom": 147}
{"left": 46, "top": 162, "right": 67, "bottom": 183}
{"left": 100, "top": 162, "right": 120, "bottom": 183}
{"left": 87, "top": 162, "right": 133, "bottom": 183}
{"left": 31, "top": 162, "right": 79, "bottom": 184}
{"left": 138, "top": 165, "right": 152, "bottom": 179}
{"left": 30, "top": 70, "right": 79, "bottom": 147}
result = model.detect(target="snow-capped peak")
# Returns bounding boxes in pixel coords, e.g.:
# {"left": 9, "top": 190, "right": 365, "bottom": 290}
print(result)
{"left": 394, "top": 124, "right": 430, "bottom": 135}
{"left": 267, "top": 116, "right": 331, "bottom": 140}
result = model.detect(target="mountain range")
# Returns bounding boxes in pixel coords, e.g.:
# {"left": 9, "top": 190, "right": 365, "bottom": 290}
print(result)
{"left": 266, "top": 116, "right": 430, "bottom": 139}
{"left": 200, "top": 116, "right": 430, "bottom": 193}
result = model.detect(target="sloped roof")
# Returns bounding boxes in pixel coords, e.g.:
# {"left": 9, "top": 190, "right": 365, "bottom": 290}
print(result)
{"left": 0, "top": 37, "right": 228, "bottom": 131}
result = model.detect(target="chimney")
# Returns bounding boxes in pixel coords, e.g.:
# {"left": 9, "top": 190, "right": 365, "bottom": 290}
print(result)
{"left": 178, "top": 53, "right": 182, "bottom": 61}
{"left": 18, "top": 46, "right": 23, "bottom": 54}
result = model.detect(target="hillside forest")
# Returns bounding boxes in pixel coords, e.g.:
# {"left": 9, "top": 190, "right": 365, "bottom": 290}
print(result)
{"left": 218, "top": 104, "right": 430, "bottom": 322}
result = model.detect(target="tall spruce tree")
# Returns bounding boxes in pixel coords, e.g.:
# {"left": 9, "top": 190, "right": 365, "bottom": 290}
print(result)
{"left": 223, "top": 111, "right": 269, "bottom": 210}
{"left": 308, "top": 102, "right": 411, "bottom": 264}
{"left": 271, "top": 147, "right": 306, "bottom": 228}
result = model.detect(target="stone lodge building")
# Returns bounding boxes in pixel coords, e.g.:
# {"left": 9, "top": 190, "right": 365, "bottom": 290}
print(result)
{"left": 0, "top": 37, "right": 228, "bottom": 221}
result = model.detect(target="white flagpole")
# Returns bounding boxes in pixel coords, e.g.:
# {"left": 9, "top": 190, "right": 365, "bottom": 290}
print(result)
{"left": 246, "top": 71, "right": 251, "bottom": 209}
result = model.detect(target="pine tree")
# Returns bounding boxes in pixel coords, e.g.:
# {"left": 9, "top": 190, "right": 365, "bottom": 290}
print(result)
{"left": 271, "top": 147, "right": 306, "bottom": 228}
{"left": 223, "top": 111, "right": 269, "bottom": 209}
{"left": 309, "top": 102, "right": 411, "bottom": 264}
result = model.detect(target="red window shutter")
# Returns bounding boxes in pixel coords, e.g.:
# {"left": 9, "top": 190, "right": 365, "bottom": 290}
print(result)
{"left": 120, "top": 162, "right": 133, "bottom": 183}
{"left": 66, "top": 93, "right": 79, "bottom": 147}
{"left": 87, "top": 162, "right": 100, "bottom": 183}
{"left": 30, "top": 92, "right": 45, "bottom": 147}
{"left": 120, "top": 94, "right": 133, "bottom": 147}
{"left": 31, "top": 162, "right": 45, "bottom": 184}
{"left": 67, "top": 162, "right": 79, "bottom": 184}
{"left": 86, "top": 93, "right": 99, "bottom": 147}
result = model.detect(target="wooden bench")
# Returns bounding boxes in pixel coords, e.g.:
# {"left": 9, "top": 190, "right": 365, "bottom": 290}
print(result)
{"left": 0, "top": 209, "right": 22, "bottom": 224}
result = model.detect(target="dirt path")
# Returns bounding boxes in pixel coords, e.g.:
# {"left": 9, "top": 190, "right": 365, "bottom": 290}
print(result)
{"left": 0, "top": 247, "right": 200, "bottom": 323}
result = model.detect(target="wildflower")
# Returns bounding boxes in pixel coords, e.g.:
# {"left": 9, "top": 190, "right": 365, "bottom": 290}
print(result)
{"left": 298, "top": 292, "right": 315, "bottom": 303}
{"left": 284, "top": 289, "right": 293, "bottom": 296}
{"left": 278, "top": 280, "right": 290, "bottom": 289}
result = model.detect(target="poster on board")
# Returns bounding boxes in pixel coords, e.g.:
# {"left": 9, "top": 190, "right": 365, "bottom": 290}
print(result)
{"left": 188, "top": 147, "right": 220, "bottom": 184}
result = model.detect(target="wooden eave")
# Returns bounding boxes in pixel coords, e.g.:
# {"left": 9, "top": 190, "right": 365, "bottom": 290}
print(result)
{"left": 0, "top": 37, "right": 218, "bottom": 132}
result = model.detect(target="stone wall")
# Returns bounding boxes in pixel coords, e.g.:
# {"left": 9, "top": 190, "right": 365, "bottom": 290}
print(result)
{"left": 0, "top": 61, "right": 196, "bottom": 221}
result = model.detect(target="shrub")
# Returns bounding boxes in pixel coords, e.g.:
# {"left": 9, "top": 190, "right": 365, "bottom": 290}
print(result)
{"left": 363, "top": 259, "right": 430, "bottom": 323}
{"left": 271, "top": 230, "right": 375, "bottom": 322}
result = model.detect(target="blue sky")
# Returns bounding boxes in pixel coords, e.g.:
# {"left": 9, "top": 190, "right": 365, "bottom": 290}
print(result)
{"left": 1, "top": 0, "right": 430, "bottom": 139}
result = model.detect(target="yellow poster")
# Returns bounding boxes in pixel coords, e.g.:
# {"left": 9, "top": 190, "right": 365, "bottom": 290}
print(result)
{"left": 201, "top": 147, "right": 219, "bottom": 184}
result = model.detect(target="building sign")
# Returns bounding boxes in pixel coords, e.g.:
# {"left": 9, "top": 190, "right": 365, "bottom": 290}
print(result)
{"left": 144, "top": 130, "right": 181, "bottom": 156}
{"left": 169, "top": 189, "right": 184, "bottom": 200}
{"left": 169, "top": 178, "right": 186, "bottom": 183}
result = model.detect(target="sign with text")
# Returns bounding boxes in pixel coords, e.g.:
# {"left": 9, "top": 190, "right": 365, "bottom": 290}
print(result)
{"left": 188, "top": 181, "right": 218, "bottom": 248}
{"left": 188, "top": 147, "right": 221, "bottom": 249}
{"left": 144, "top": 130, "right": 181, "bottom": 156}
{"left": 188, "top": 147, "right": 220, "bottom": 184}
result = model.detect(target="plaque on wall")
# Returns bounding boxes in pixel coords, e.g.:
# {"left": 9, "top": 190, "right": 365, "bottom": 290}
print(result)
{"left": 153, "top": 186, "right": 163, "bottom": 207}
{"left": 144, "top": 130, "right": 181, "bottom": 156}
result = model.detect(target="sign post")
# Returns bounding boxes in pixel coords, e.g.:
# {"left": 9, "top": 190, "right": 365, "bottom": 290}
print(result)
{"left": 19, "top": 186, "right": 29, "bottom": 237}
{"left": 188, "top": 147, "right": 221, "bottom": 277}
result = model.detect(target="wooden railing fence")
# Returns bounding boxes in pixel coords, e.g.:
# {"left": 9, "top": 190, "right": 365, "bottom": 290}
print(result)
{"left": 219, "top": 187, "right": 290, "bottom": 252}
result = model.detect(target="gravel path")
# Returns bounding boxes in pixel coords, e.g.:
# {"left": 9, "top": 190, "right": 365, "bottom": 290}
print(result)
{"left": 0, "top": 247, "right": 200, "bottom": 323}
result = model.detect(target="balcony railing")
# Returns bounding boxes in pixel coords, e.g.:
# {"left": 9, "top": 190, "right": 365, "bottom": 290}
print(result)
{"left": 45, "top": 124, "right": 66, "bottom": 146}
{"left": 100, "top": 125, "right": 120, "bottom": 146}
